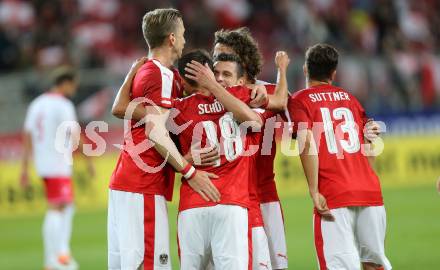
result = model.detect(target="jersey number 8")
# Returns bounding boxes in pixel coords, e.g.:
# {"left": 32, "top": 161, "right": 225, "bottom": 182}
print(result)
{"left": 202, "top": 113, "right": 243, "bottom": 167}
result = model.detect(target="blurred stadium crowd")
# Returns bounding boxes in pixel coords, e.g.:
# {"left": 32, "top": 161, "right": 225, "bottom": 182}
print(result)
{"left": 0, "top": 0, "right": 439, "bottom": 115}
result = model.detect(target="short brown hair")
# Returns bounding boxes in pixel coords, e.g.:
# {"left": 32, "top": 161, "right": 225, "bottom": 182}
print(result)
{"left": 213, "top": 53, "right": 245, "bottom": 78}
{"left": 214, "top": 27, "right": 262, "bottom": 83}
{"left": 142, "top": 8, "right": 182, "bottom": 49}
{"left": 178, "top": 50, "right": 213, "bottom": 87}
{"left": 305, "top": 44, "right": 339, "bottom": 81}
{"left": 50, "top": 66, "right": 77, "bottom": 86}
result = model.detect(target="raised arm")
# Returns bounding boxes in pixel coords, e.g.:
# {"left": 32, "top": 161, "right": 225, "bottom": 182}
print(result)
{"left": 184, "top": 61, "right": 263, "bottom": 129}
{"left": 266, "top": 51, "right": 290, "bottom": 111}
{"left": 111, "top": 57, "right": 148, "bottom": 121}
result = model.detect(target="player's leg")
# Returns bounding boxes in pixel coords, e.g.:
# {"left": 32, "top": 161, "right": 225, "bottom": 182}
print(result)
{"left": 314, "top": 207, "right": 361, "bottom": 270}
{"left": 107, "top": 189, "right": 120, "bottom": 269}
{"left": 107, "top": 190, "right": 145, "bottom": 270}
{"left": 131, "top": 194, "right": 172, "bottom": 270}
{"left": 59, "top": 203, "right": 74, "bottom": 257}
{"left": 178, "top": 207, "right": 210, "bottom": 270}
{"left": 252, "top": 226, "right": 272, "bottom": 270}
{"left": 203, "top": 248, "right": 215, "bottom": 270}
{"left": 211, "top": 205, "right": 249, "bottom": 270}
{"left": 149, "top": 195, "right": 172, "bottom": 269}
{"left": 42, "top": 177, "right": 75, "bottom": 270}
{"left": 356, "top": 206, "right": 392, "bottom": 270}
{"left": 260, "top": 201, "right": 288, "bottom": 269}
{"left": 363, "top": 263, "right": 385, "bottom": 270}
{"left": 57, "top": 178, "right": 77, "bottom": 269}
{"left": 43, "top": 203, "right": 64, "bottom": 269}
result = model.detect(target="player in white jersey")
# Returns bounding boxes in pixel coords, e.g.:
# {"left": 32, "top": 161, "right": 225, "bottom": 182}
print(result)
{"left": 21, "top": 67, "right": 94, "bottom": 270}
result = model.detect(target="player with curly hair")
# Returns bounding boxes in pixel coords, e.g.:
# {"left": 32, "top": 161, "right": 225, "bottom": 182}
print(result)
{"left": 213, "top": 27, "right": 289, "bottom": 270}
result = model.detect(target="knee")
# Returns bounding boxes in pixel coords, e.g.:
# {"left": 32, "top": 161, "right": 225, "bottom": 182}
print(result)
{"left": 363, "top": 262, "right": 384, "bottom": 270}
{"left": 48, "top": 203, "right": 67, "bottom": 211}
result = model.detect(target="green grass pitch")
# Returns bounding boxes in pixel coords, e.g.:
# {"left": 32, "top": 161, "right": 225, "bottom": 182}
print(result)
{"left": 0, "top": 184, "right": 439, "bottom": 269}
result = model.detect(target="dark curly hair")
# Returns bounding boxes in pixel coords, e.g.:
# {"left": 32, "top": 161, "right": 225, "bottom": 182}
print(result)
{"left": 214, "top": 27, "right": 262, "bottom": 83}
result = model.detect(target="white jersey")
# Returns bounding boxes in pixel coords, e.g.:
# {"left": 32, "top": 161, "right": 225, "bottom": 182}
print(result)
{"left": 24, "top": 93, "right": 77, "bottom": 177}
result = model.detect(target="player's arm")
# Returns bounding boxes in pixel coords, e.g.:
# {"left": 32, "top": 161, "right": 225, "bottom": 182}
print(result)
{"left": 111, "top": 57, "right": 148, "bottom": 121}
{"left": 112, "top": 59, "right": 219, "bottom": 171}
{"left": 20, "top": 131, "right": 32, "bottom": 188}
{"left": 145, "top": 105, "right": 220, "bottom": 202}
{"left": 297, "top": 129, "right": 334, "bottom": 221}
{"left": 265, "top": 51, "right": 290, "bottom": 111}
{"left": 289, "top": 97, "right": 334, "bottom": 221}
{"left": 184, "top": 62, "right": 263, "bottom": 129}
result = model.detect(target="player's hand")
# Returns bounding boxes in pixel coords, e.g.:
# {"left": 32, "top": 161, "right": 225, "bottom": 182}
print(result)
{"left": 127, "top": 57, "right": 148, "bottom": 77}
{"left": 249, "top": 84, "right": 268, "bottom": 108}
{"left": 275, "top": 51, "right": 290, "bottom": 71}
{"left": 311, "top": 192, "right": 335, "bottom": 221}
{"left": 188, "top": 171, "right": 220, "bottom": 202}
{"left": 184, "top": 61, "right": 216, "bottom": 90}
{"left": 184, "top": 142, "right": 220, "bottom": 166}
{"left": 364, "top": 119, "right": 381, "bottom": 142}
{"left": 20, "top": 169, "right": 30, "bottom": 189}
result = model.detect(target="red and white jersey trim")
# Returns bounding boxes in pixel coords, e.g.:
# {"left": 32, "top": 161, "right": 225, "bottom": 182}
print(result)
{"left": 152, "top": 59, "right": 173, "bottom": 108}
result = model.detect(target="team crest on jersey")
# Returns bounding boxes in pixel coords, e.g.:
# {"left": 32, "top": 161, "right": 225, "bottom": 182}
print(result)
{"left": 159, "top": 253, "right": 169, "bottom": 265}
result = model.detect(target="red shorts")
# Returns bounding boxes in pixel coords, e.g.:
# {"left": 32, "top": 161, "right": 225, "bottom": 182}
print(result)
{"left": 43, "top": 177, "right": 74, "bottom": 204}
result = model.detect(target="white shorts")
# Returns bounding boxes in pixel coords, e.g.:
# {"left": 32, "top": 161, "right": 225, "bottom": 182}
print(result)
{"left": 252, "top": 226, "right": 272, "bottom": 270}
{"left": 314, "top": 206, "right": 392, "bottom": 270}
{"left": 260, "top": 201, "right": 288, "bottom": 269}
{"left": 107, "top": 190, "right": 171, "bottom": 270}
{"left": 178, "top": 204, "right": 249, "bottom": 270}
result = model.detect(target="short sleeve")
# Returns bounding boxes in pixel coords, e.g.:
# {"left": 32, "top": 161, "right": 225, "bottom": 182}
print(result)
{"left": 251, "top": 108, "right": 268, "bottom": 123}
{"left": 253, "top": 107, "right": 276, "bottom": 123}
{"left": 264, "top": 84, "right": 276, "bottom": 95}
{"left": 142, "top": 60, "right": 174, "bottom": 109}
{"left": 287, "top": 96, "right": 312, "bottom": 135}
{"left": 60, "top": 101, "right": 77, "bottom": 122}
{"left": 167, "top": 98, "right": 185, "bottom": 134}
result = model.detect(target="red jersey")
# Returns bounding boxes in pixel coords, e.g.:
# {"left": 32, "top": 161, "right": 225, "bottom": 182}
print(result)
{"left": 255, "top": 84, "right": 284, "bottom": 203}
{"left": 109, "top": 59, "right": 183, "bottom": 199}
{"left": 247, "top": 129, "right": 267, "bottom": 227}
{"left": 172, "top": 86, "right": 265, "bottom": 212}
{"left": 287, "top": 84, "right": 383, "bottom": 209}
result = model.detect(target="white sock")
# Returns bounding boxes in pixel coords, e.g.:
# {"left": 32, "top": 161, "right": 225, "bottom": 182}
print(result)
{"left": 60, "top": 204, "right": 75, "bottom": 256}
{"left": 43, "top": 209, "right": 63, "bottom": 268}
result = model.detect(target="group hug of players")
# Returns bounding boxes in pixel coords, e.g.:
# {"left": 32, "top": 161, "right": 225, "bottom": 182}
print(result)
{"left": 107, "top": 8, "right": 392, "bottom": 270}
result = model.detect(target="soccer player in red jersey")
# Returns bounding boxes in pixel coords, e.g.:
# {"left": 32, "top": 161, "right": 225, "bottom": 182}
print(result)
{"left": 287, "top": 44, "right": 391, "bottom": 270}
{"left": 213, "top": 27, "right": 289, "bottom": 270}
{"left": 175, "top": 49, "right": 288, "bottom": 270}
{"left": 211, "top": 53, "right": 283, "bottom": 270}
{"left": 108, "top": 9, "right": 219, "bottom": 270}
